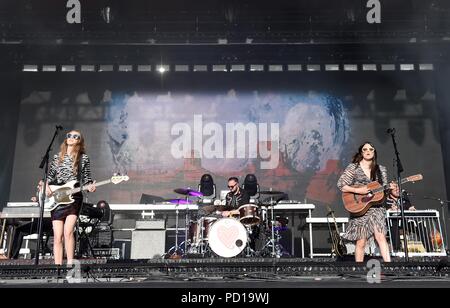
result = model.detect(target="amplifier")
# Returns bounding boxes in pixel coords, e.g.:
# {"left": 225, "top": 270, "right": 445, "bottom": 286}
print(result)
{"left": 135, "top": 219, "right": 165, "bottom": 229}
{"left": 131, "top": 220, "right": 166, "bottom": 259}
{"left": 92, "top": 248, "right": 120, "bottom": 260}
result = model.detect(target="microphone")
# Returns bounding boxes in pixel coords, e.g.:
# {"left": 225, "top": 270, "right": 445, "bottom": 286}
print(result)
{"left": 402, "top": 190, "right": 412, "bottom": 196}
{"left": 56, "top": 125, "right": 63, "bottom": 130}
{"left": 386, "top": 128, "right": 395, "bottom": 134}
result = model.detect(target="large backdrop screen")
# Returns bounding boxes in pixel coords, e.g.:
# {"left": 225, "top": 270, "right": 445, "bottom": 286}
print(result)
{"left": 9, "top": 71, "right": 447, "bottom": 216}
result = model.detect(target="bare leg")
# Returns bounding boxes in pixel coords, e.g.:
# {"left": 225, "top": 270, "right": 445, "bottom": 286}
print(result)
{"left": 355, "top": 238, "right": 367, "bottom": 262}
{"left": 52, "top": 220, "right": 64, "bottom": 265}
{"left": 374, "top": 230, "right": 391, "bottom": 262}
{"left": 64, "top": 215, "right": 78, "bottom": 265}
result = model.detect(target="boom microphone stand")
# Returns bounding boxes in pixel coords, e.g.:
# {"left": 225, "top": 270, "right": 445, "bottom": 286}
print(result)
{"left": 36, "top": 125, "right": 63, "bottom": 265}
{"left": 388, "top": 128, "right": 409, "bottom": 261}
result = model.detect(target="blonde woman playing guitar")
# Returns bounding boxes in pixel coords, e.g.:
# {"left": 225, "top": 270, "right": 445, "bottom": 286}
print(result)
{"left": 40, "top": 130, "right": 96, "bottom": 265}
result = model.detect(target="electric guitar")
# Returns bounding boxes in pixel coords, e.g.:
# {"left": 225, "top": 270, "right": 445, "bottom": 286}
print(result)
{"left": 326, "top": 205, "right": 347, "bottom": 257}
{"left": 41, "top": 175, "right": 129, "bottom": 211}
{"left": 342, "top": 174, "right": 423, "bottom": 216}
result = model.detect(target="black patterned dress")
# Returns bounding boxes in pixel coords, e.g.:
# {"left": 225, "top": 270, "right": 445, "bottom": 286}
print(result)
{"left": 47, "top": 153, "right": 93, "bottom": 221}
{"left": 337, "top": 163, "right": 388, "bottom": 241}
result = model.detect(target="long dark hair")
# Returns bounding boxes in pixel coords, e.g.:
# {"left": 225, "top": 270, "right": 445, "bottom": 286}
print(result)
{"left": 351, "top": 141, "right": 380, "bottom": 182}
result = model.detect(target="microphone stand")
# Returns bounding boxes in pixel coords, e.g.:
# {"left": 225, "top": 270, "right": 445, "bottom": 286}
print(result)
{"left": 36, "top": 126, "right": 62, "bottom": 265}
{"left": 389, "top": 129, "right": 409, "bottom": 261}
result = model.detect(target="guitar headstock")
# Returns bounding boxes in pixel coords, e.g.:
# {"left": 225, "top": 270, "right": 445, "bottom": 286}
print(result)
{"left": 405, "top": 174, "right": 423, "bottom": 183}
{"left": 111, "top": 175, "right": 130, "bottom": 184}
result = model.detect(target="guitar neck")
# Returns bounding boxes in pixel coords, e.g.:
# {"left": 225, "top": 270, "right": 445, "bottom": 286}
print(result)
{"left": 70, "top": 179, "right": 111, "bottom": 194}
{"left": 372, "top": 178, "right": 410, "bottom": 194}
{"left": 326, "top": 206, "right": 340, "bottom": 229}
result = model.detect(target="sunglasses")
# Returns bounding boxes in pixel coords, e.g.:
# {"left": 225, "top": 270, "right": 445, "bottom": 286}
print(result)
{"left": 66, "top": 133, "right": 81, "bottom": 140}
{"left": 228, "top": 184, "right": 237, "bottom": 189}
{"left": 362, "top": 148, "right": 375, "bottom": 152}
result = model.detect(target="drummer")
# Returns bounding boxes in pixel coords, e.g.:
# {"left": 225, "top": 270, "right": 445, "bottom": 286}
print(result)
{"left": 216, "top": 177, "right": 250, "bottom": 217}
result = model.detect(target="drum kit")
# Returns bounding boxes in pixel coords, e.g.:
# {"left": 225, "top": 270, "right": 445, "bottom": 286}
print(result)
{"left": 164, "top": 187, "right": 289, "bottom": 259}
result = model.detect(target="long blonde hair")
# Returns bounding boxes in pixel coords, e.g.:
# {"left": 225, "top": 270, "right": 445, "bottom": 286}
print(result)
{"left": 58, "top": 130, "right": 86, "bottom": 174}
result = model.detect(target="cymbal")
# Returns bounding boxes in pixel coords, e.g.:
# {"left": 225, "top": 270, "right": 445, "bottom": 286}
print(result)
{"left": 165, "top": 199, "right": 193, "bottom": 205}
{"left": 259, "top": 190, "right": 284, "bottom": 195}
{"left": 174, "top": 188, "right": 203, "bottom": 197}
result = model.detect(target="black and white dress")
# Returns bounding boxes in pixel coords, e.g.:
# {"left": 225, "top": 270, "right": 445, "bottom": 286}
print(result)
{"left": 47, "top": 153, "right": 93, "bottom": 221}
{"left": 337, "top": 163, "right": 388, "bottom": 241}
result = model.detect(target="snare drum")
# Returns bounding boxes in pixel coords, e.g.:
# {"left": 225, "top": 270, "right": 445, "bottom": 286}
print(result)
{"left": 238, "top": 204, "right": 260, "bottom": 226}
{"left": 208, "top": 218, "right": 248, "bottom": 258}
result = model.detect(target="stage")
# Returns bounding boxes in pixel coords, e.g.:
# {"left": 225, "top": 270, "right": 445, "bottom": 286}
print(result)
{"left": 1, "top": 0, "right": 450, "bottom": 293}
{"left": 0, "top": 257, "right": 449, "bottom": 288}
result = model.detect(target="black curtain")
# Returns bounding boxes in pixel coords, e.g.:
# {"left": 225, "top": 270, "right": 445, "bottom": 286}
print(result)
{"left": 435, "top": 66, "right": 450, "bottom": 202}
{"left": 0, "top": 72, "right": 21, "bottom": 210}
{"left": 435, "top": 65, "right": 450, "bottom": 243}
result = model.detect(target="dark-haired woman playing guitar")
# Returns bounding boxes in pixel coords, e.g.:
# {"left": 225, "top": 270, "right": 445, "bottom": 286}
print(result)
{"left": 337, "top": 142, "right": 397, "bottom": 262}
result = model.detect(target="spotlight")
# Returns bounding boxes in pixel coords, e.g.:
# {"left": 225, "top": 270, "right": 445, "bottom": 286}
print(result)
{"left": 158, "top": 66, "right": 166, "bottom": 74}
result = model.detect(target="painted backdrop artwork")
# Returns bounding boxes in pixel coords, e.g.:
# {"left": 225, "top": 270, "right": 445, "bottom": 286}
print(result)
{"left": 105, "top": 90, "right": 349, "bottom": 203}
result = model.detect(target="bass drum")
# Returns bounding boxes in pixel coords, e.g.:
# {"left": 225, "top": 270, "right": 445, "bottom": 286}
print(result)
{"left": 208, "top": 218, "right": 248, "bottom": 258}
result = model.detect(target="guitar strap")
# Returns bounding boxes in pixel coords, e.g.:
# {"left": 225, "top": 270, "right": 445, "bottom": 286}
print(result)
{"left": 77, "top": 155, "right": 83, "bottom": 193}
{"left": 75, "top": 155, "right": 84, "bottom": 258}
{"left": 376, "top": 167, "right": 382, "bottom": 185}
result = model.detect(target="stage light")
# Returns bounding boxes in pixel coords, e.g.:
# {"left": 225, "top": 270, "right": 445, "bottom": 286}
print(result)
{"left": 287, "top": 64, "right": 302, "bottom": 71}
{"left": 61, "top": 65, "right": 76, "bottom": 72}
{"left": 268, "top": 65, "right": 283, "bottom": 72}
{"left": 212, "top": 65, "right": 227, "bottom": 72}
{"left": 419, "top": 64, "right": 434, "bottom": 71}
{"left": 118, "top": 65, "right": 132, "bottom": 72}
{"left": 157, "top": 65, "right": 169, "bottom": 74}
{"left": 325, "top": 64, "right": 339, "bottom": 71}
{"left": 137, "top": 65, "right": 151, "bottom": 72}
{"left": 400, "top": 64, "right": 415, "bottom": 71}
{"left": 193, "top": 65, "right": 207, "bottom": 72}
{"left": 343, "top": 64, "right": 358, "bottom": 71}
{"left": 230, "top": 64, "right": 245, "bottom": 72}
{"left": 250, "top": 64, "right": 264, "bottom": 72}
{"left": 99, "top": 64, "right": 114, "bottom": 72}
{"left": 362, "top": 64, "right": 377, "bottom": 71}
{"left": 81, "top": 65, "right": 95, "bottom": 72}
{"left": 381, "top": 64, "right": 396, "bottom": 71}
{"left": 42, "top": 65, "right": 56, "bottom": 72}
{"left": 23, "top": 65, "right": 38, "bottom": 72}
{"left": 175, "top": 65, "right": 189, "bottom": 72}
{"left": 306, "top": 64, "right": 320, "bottom": 71}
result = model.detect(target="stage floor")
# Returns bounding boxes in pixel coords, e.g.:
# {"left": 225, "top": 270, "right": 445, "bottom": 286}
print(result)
{"left": 0, "top": 257, "right": 449, "bottom": 288}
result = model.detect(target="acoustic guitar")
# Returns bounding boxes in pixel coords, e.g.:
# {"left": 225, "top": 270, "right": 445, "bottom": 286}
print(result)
{"left": 342, "top": 174, "right": 423, "bottom": 216}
